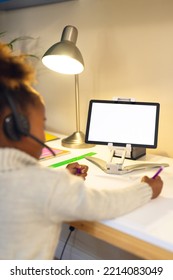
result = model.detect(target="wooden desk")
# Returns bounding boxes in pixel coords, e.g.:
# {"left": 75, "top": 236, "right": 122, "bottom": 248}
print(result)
{"left": 69, "top": 221, "right": 173, "bottom": 260}
{"left": 42, "top": 136, "right": 173, "bottom": 260}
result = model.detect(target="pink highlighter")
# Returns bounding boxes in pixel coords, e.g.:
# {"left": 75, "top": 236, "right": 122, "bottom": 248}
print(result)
{"left": 152, "top": 166, "right": 163, "bottom": 179}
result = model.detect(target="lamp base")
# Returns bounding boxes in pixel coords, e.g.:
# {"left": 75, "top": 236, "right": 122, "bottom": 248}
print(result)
{"left": 62, "top": 131, "right": 95, "bottom": 149}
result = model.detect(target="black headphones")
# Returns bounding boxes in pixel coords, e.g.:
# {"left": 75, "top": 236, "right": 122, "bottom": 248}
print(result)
{"left": 3, "top": 91, "right": 55, "bottom": 156}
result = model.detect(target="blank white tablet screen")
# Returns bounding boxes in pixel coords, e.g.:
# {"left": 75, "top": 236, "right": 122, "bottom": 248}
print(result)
{"left": 86, "top": 101, "right": 159, "bottom": 147}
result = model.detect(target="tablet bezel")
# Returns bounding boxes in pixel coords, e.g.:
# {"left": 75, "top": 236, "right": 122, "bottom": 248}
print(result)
{"left": 85, "top": 100, "right": 160, "bottom": 148}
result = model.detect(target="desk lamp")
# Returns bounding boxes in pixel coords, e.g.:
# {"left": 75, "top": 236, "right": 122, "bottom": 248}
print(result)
{"left": 42, "top": 25, "right": 94, "bottom": 148}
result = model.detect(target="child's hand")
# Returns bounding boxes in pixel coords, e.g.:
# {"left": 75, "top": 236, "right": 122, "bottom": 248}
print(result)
{"left": 66, "top": 162, "right": 89, "bottom": 180}
{"left": 141, "top": 176, "right": 163, "bottom": 199}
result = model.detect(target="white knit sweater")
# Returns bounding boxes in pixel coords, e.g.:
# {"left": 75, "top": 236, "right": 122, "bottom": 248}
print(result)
{"left": 0, "top": 148, "right": 152, "bottom": 259}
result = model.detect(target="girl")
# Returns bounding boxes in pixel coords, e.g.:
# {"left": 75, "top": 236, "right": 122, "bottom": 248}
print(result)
{"left": 0, "top": 43, "right": 163, "bottom": 259}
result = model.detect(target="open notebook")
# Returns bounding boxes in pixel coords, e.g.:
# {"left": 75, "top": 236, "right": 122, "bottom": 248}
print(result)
{"left": 85, "top": 156, "right": 169, "bottom": 175}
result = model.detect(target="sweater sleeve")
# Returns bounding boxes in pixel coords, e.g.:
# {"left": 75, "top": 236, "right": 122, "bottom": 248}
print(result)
{"left": 46, "top": 169, "right": 152, "bottom": 223}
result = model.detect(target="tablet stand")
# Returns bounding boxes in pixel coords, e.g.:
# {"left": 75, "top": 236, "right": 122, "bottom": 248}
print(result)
{"left": 106, "top": 143, "right": 131, "bottom": 174}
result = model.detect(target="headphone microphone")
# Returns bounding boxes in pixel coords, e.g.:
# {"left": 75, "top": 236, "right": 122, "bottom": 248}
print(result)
{"left": 3, "top": 91, "right": 56, "bottom": 157}
{"left": 27, "top": 133, "right": 56, "bottom": 156}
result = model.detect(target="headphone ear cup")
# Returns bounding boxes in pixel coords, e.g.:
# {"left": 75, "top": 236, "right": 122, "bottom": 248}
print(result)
{"left": 3, "top": 113, "right": 30, "bottom": 141}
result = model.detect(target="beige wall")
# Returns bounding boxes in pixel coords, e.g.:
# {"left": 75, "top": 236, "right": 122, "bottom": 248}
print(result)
{"left": 0, "top": 0, "right": 173, "bottom": 157}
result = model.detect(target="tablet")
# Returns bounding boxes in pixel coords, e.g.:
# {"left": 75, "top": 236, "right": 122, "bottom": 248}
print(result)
{"left": 85, "top": 100, "right": 160, "bottom": 148}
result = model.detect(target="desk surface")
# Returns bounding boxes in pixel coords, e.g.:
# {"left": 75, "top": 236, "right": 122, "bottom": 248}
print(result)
{"left": 41, "top": 134, "right": 173, "bottom": 259}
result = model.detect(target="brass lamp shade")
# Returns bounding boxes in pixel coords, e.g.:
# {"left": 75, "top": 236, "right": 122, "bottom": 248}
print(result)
{"left": 42, "top": 26, "right": 84, "bottom": 74}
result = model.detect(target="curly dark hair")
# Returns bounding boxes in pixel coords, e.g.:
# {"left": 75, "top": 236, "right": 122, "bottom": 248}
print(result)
{"left": 0, "top": 42, "right": 41, "bottom": 113}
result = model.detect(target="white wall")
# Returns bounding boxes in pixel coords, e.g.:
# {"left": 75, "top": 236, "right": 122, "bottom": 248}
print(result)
{"left": 0, "top": 0, "right": 173, "bottom": 157}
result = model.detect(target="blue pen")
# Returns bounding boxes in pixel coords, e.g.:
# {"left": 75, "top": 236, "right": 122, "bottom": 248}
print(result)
{"left": 152, "top": 166, "right": 163, "bottom": 179}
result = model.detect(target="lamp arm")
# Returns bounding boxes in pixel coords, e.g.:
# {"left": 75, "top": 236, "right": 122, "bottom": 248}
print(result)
{"left": 75, "top": 74, "right": 80, "bottom": 132}
{"left": 62, "top": 74, "right": 94, "bottom": 148}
